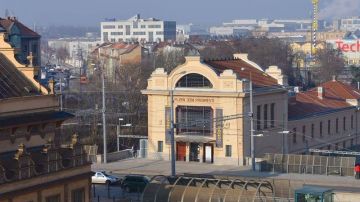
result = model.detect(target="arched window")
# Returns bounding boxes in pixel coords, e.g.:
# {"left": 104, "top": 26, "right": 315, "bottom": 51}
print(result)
{"left": 175, "top": 73, "right": 213, "bottom": 88}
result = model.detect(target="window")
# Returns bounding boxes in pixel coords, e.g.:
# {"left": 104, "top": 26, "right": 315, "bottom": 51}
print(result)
{"left": 103, "top": 32, "right": 109, "bottom": 42}
{"left": 176, "top": 73, "right": 213, "bottom": 88}
{"left": 311, "top": 124, "right": 314, "bottom": 138}
{"left": 293, "top": 128, "right": 297, "bottom": 144}
{"left": 125, "top": 25, "right": 131, "bottom": 35}
{"left": 302, "top": 126, "right": 306, "bottom": 142}
{"left": 343, "top": 117, "right": 346, "bottom": 131}
{"left": 46, "top": 194, "right": 60, "bottom": 202}
{"left": 141, "top": 25, "right": 146, "bottom": 28}
{"left": 270, "top": 103, "right": 275, "bottom": 128}
{"left": 118, "top": 25, "right": 123, "bottom": 29}
{"left": 156, "top": 31, "right": 164, "bottom": 35}
{"left": 133, "top": 22, "right": 138, "bottom": 28}
{"left": 263, "top": 104, "right": 268, "bottom": 129}
{"left": 336, "top": 118, "right": 339, "bottom": 133}
{"left": 335, "top": 143, "right": 339, "bottom": 150}
{"left": 351, "top": 115, "right": 354, "bottom": 129}
{"left": 320, "top": 122, "right": 323, "bottom": 137}
{"left": 103, "top": 25, "right": 116, "bottom": 29}
{"left": 148, "top": 24, "right": 161, "bottom": 28}
{"left": 110, "top": 32, "right": 123, "bottom": 35}
{"left": 225, "top": 145, "right": 232, "bottom": 157}
{"left": 176, "top": 106, "right": 213, "bottom": 136}
{"left": 133, "top": 31, "right": 146, "bottom": 35}
{"left": 257, "top": 105, "right": 261, "bottom": 130}
{"left": 158, "top": 141, "right": 163, "bottom": 152}
{"left": 328, "top": 120, "right": 331, "bottom": 135}
{"left": 72, "top": 188, "right": 85, "bottom": 202}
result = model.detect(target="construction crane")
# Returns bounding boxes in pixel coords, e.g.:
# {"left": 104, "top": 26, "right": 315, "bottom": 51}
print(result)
{"left": 311, "top": 0, "right": 319, "bottom": 57}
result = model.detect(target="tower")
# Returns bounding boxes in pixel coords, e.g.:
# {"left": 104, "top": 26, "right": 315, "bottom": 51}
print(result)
{"left": 311, "top": 0, "right": 319, "bottom": 56}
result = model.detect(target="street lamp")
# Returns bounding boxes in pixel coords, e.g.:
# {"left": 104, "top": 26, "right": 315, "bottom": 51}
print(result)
{"left": 170, "top": 71, "right": 186, "bottom": 177}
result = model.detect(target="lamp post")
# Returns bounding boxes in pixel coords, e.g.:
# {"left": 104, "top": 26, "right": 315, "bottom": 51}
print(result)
{"left": 117, "top": 118, "right": 124, "bottom": 152}
{"left": 241, "top": 68, "right": 255, "bottom": 171}
{"left": 170, "top": 71, "right": 186, "bottom": 177}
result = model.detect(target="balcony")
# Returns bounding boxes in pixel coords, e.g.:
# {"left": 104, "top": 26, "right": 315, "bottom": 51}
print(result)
{"left": 0, "top": 134, "right": 89, "bottom": 185}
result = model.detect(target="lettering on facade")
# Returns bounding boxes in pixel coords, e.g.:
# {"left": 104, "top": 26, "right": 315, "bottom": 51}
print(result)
{"left": 174, "top": 97, "right": 215, "bottom": 103}
{"left": 165, "top": 107, "right": 171, "bottom": 144}
{"left": 335, "top": 40, "right": 360, "bottom": 52}
{"left": 215, "top": 108, "right": 223, "bottom": 148}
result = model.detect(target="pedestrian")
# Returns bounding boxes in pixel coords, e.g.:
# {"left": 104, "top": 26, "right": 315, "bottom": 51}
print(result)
{"left": 355, "top": 163, "right": 360, "bottom": 179}
{"left": 132, "top": 145, "right": 137, "bottom": 158}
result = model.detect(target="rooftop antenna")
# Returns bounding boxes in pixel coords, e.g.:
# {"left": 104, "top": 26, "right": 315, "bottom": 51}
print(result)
{"left": 5, "top": 9, "right": 9, "bottom": 18}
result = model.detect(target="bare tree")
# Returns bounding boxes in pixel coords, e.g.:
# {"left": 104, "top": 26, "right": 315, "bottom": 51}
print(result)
{"left": 312, "top": 48, "right": 345, "bottom": 84}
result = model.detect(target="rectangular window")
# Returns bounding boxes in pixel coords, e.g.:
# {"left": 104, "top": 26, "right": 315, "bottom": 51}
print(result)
{"left": 46, "top": 194, "right": 60, "bottom": 202}
{"left": 141, "top": 25, "right": 146, "bottom": 28}
{"left": 72, "top": 188, "right": 85, "bottom": 202}
{"left": 293, "top": 128, "right": 297, "bottom": 144}
{"left": 125, "top": 25, "right": 131, "bottom": 35}
{"left": 311, "top": 124, "right": 314, "bottom": 138}
{"left": 320, "top": 122, "right": 323, "bottom": 137}
{"left": 118, "top": 25, "right": 123, "bottom": 29}
{"left": 133, "top": 22, "right": 138, "bottom": 28}
{"left": 156, "top": 31, "right": 164, "bottom": 35}
{"left": 328, "top": 120, "right": 331, "bottom": 135}
{"left": 176, "top": 106, "right": 213, "bottom": 136}
{"left": 270, "top": 103, "right": 275, "bottom": 128}
{"left": 343, "top": 117, "right": 346, "bottom": 131}
{"left": 257, "top": 105, "right": 261, "bottom": 130}
{"left": 133, "top": 32, "right": 146, "bottom": 35}
{"left": 110, "top": 32, "right": 123, "bottom": 35}
{"left": 336, "top": 118, "right": 339, "bottom": 133}
{"left": 148, "top": 24, "right": 161, "bottom": 28}
{"left": 158, "top": 141, "right": 163, "bottom": 152}
{"left": 302, "top": 125, "right": 306, "bottom": 142}
{"left": 351, "top": 115, "right": 354, "bottom": 129}
{"left": 103, "top": 25, "right": 116, "bottom": 29}
{"left": 263, "top": 104, "right": 268, "bottom": 129}
{"left": 225, "top": 145, "right": 232, "bottom": 157}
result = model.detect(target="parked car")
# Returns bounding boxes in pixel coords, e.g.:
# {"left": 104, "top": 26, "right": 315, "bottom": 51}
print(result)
{"left": 121, "top": 175, "right": 150, "bottom": 193}
{"left": 91, "top": 171, "right": 121, "bottom": 185}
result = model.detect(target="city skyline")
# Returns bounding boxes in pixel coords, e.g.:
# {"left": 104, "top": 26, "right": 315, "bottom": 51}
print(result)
{"left": 2, "top": 0, "right": 359, "bottom": 26}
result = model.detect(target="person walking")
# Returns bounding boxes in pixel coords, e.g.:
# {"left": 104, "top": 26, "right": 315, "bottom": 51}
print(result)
{"left": 355, "top": 163, "right": 360, "bottom": 179}
{"left": 132, "top": 145, "right": 137, "bottom": 158}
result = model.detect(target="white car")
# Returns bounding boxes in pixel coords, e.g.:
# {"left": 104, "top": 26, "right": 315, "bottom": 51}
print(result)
{"left": 91, "top": 171, "right": 120, "bottom": 185}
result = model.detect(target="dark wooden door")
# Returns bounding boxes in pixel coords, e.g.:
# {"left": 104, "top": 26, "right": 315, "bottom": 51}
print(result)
{"left": 176, "top": 142, "right": 186, "bottom": 161}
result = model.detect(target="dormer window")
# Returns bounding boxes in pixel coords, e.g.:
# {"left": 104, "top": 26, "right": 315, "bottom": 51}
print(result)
{"left": 175, "top": 73, "right": 212, "bottom": 88}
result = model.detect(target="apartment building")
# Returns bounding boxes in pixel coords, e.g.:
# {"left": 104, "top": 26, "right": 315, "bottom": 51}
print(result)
{"left": 101, "top": 14, "right": 176, "bottom": 43}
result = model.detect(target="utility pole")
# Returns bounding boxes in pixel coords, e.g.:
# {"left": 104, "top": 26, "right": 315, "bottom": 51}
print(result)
{"left": 59, "top": 73, "right": 63, "bottom": 111}
{"left": 170, "top": 89, "right": 176, "bottom": 176}
{"left": 102, "top": 67, "right": 107, "bottom": 163}
{"left": 249, "top": 77, "right": 255, "bottom": 171}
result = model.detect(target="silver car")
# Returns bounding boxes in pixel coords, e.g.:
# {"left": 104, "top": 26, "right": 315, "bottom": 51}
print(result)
{"left": 91, "top": 171, "right": 120, "bottom": 185}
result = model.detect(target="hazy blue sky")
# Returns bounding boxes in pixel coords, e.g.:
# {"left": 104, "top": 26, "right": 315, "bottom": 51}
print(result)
{"left": 1, "top": 0, "right": 359, "bottom": 26}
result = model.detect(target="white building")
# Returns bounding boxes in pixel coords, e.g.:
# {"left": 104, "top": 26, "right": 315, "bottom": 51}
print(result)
{"left": 339, "top": 17, "right": 360, "bottom": 32}
{"left": 101, "top": 14, "right": 176, "bottom": 43}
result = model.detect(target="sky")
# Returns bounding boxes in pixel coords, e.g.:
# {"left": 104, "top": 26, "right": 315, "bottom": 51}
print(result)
{"left": 1, "top": 0, "right": 359, "bottom": 27}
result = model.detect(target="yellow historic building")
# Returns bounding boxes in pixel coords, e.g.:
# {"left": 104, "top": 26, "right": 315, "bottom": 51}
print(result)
{"left": 143, "top": 53, "right": 288, "bottom": 166}
{"left": 0, "top": 20, "right": 91, "bottom": 202}
{"left": 143, "top": 53, "right": 360, "bottom": 167}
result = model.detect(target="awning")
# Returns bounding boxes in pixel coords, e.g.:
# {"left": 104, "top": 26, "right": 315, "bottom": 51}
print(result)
{"left": 175, "top": 135, "right": 215, "bottom": 143}
{"left": 0, "top": 111, "right": 74, "bottom": 129}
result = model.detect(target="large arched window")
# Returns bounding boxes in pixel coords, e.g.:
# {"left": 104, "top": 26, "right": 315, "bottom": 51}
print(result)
{"left": 175, "top": 73, "right": 213, "bottom": 88}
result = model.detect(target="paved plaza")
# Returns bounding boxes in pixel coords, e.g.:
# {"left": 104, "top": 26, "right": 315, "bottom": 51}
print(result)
{"left": 92, "top": 158, "right": 360, "bottom": 190}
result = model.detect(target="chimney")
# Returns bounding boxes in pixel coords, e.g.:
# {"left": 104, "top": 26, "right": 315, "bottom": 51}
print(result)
{"left": 294, "top": 86, "right": 300, "bottom": 93}
{"left": 332, "top": 75, "right": 336, "bottom": 81}
{"left": 317, "top": 87, "right": 324, "bottom": 99}
{"left": 233, "top": 53, "right": 248, "bottom": 60}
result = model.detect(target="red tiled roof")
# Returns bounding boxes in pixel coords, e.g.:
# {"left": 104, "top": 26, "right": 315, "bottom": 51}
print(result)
{"left": 204, "top": 59, "right": 278, "bottom": 87}
{"left": 288, "top": 80, "right": 360, "bottom": 120}
{"left": 92, "top": 42, "right": 139, "bottom": 55}
{"left": 0, "top": 18, "right": 40, "bottom": 37}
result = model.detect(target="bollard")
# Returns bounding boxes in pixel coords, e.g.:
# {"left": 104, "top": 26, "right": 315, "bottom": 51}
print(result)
{"left": 93, "top": 184, "right": 96, "bottom": 198}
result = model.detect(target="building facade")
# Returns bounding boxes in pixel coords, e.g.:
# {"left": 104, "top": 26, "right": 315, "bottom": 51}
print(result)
{"left": 101, "top": 14, "right": 176, "bottom": 43}
{"left": 0, "top": 23, "right": 91, "bottom": 202}
{"left": 142, "top": 54, "right": 288, "bottom": 166}
{"left": 143, "top": 53, "right": 360, "bottom": 166}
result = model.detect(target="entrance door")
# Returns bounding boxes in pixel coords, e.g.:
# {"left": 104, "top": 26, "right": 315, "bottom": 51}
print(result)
{"left": 190, "top": 143, "right": 200, "bottom": 162}
{"left": 203, "top": 144, "right": 213, "bottom": 163}
{"left": 176, "top": 142, "right": 186, "bottom": 161}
